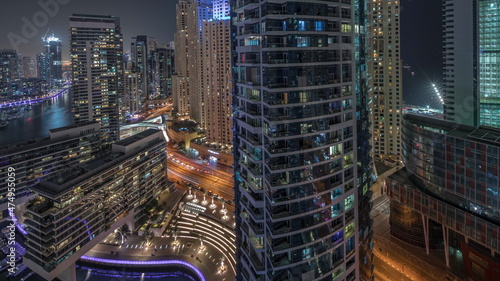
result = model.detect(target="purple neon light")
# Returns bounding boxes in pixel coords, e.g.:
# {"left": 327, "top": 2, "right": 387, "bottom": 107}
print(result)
{"left": 0, "top": 88, "right": 67, "bottom": 108}
{"left": 80, "top": 256, "right": 206, "bottom": 281}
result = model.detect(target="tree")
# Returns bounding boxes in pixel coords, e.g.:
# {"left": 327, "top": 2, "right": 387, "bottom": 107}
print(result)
{"left": 114, "top": 224, "right": 131, "bottom": 245}
{"left": 143, "top": 229, "right": 156, "bottom": 246}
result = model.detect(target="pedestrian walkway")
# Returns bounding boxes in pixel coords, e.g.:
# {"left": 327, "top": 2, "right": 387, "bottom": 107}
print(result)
{"left": 83, "top": 190, "right": 236, "bottom": 281}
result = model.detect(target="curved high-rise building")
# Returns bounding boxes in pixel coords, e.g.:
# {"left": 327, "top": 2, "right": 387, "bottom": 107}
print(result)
{"left": 233, "top": 1, "right": 371, "bottom": 280}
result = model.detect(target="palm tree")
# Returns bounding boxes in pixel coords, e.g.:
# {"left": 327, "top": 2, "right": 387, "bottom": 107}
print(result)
{"left": 114, "top": 224, "right": 131, "bottom": 245}
{"left": 143, "top": 229, "right": 156, "bottom": 246}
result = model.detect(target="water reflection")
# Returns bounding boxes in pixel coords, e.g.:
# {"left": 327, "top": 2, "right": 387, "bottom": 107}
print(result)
{"left": 0, "top": 90, "right": 74, "bottom": 146}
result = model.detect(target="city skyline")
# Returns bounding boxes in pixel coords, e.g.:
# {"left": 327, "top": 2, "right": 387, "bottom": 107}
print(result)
{"left": 0, "top": 1, "right": 496, "bottom": 281}
{"left": 0, "top": 0, "right": 177, "bottom": 60}
{"left": 0, "top": 0, "right": 443, "bottom": 107}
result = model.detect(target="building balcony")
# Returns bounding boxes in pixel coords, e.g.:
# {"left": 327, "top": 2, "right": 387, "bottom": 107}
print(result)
{"left": 234, "top": 0, "right": 260, "bottom": 12}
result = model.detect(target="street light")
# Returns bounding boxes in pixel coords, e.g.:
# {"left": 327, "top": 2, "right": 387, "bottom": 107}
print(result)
{"left": 209, "top": 197, "right": 216, "bottom": 209}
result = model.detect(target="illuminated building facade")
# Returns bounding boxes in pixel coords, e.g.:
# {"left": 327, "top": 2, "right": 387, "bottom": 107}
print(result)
{"left": 22, "top": 56, "right": 37, "bottom": 78}
{"left": 189, "top": 0, "right": 213, "bottom": 127}
{"left": 443, "top": 0, "right": 500, "bottom": 128}
{"left": 478, "top": 0, "right": 500, "bottom": 128}
{"left": 354, "top": 1, "right": 376, "bottom": 280}
{"left": 388, "top": 114, "right": 500, "bottom": 281}
{"left": 233, "top": 0, "right": 372, "bottom": 280}
{"left": 199, "top": 0, "right": 232, "bottom": 146}
{"left": 173, "top": 0, "right": 193, "bottom": 116}
{"left": 156, "top": 45, "right": 175, "bottom": 98}
{"left": 131, "top": 35, "right": 149, "bottom": 112}
{"left": 36, "top": 52, "right": 52, "bottom": 86}
{"left": 0, "top": 50, "right": 20, "bottom": 95}
{"left": 43, "top": 35, "right": 63, "bottom": 87}
{"left": 202, "top": 18, "right": 233, "bottom": 146}
{"left": 23, "top": 129, "right": 167, "bottom": 281}
{"left": 70, "top": 14, "right": 123, "bottom": 143}
{"left": 0, "top": 122, "right": 101, "bottom": 217}
{"left": 368, "top": 0, "right": 402, "bottom": 161}
{"left": 123, "top": 67, "right": 141, "bottom": 119}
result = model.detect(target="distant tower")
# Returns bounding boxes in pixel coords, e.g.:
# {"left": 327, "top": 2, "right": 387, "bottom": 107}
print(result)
{"left": 22, "top": 56, "right": 37, "bottom": 78}
{"left": 43, "top": 34, "right": 62, "bottom": 86}
{"left": 70, "top": 14, "right": 123, "bottom": 143}
{"left": 36, "top": 52, "right": 52, "bottom": 84}
{"left": 173, "top": 0, "right": 192, "bottom": 116}
{"left": 131, "top": 35, "right": 149, "bottom": 109}
{"left": 368, "top": 0, "right": 403, "bottom": 161}
{"left": 0, "top": 50, "right": 20, "bottom": 94}
{"left": 201, "top": 1, "right": 232, "bottom": 146}
{"left": 442, "top": 0, "right": 500, "bottom": 128}
{"left": 189, "top": 0, "right": 213, "bottom": 127}
{"left": 156, "top": 44, "right": 175, "bottom": 98}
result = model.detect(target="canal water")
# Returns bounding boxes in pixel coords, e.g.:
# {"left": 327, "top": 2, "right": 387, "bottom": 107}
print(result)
{"left": 0, "top": 90, "right": 74, "bottom": 146}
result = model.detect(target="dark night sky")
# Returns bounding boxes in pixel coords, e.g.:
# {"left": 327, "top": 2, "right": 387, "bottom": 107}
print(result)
{"left": 0, "top": 0, "right": 442, "bottom": 108}
{"left": 0, "top": 0, "right": 177, "bottom": 60}
{"left": 400, "top": 0, "right": 443, "bottom": 108}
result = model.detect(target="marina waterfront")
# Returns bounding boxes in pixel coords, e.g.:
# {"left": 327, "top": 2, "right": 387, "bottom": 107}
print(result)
{"left": 0, "top": 89, "right": 74, "bottom": 146}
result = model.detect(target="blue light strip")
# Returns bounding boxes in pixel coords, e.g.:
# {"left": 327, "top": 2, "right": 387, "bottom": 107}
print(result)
{"left": 80, "top": 256, "right": 206, "bottom": 281}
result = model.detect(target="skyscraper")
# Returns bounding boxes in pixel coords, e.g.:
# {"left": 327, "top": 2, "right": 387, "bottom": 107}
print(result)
{"left": 70, "top": 14, "right": 123, "bottom": 143}
{"left": 194, "top": 0, "right": 233, "bottom": 146}
{"left": 131, "top": 35, "right": 149, "bottom": 110}
{"left": 36, "top": 52, "right": 52, "bottom": 85}
{"left": 156, "top": 44, "right": 175, "bottom": 99}
{"left": 43, "top": 34, "right": 63, "bottom": 87}
{"left": 189, "top": 0, "right": 213, "bottom": 126}
{"left": 123, "top": 65, "right": 141, "bottom": 119}
{"left": 354, "top": 1, "right": 376, "bottom": 280}
{"left": 477, "top": 0, "right": 500, "bottom": 128}
{"left": 173, "top": 0, "right": 192, "bottom": 116}
{"left": 442, "top": 0, "right": 500, "bottom": 128}
{"left": 233, "top": 1, "right": 369, "bottom": 280}
{"left": 368, "top": 0, "right": 403, "bottom": 161}
{"left": 0, "top": 50, "right": 20, "bottom": 95}
{"left": 22, "top": 56, "right": 37, "bottom": 78}
{"left": 202, "top": 18, "right": 232, "bottom": 146}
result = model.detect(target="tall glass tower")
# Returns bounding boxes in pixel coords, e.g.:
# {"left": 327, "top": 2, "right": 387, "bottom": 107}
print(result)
{"left": 442, "top": 0, "right": 500, "bottom": 128}
{"left": 43, "top": 35, "right": 62, "bottom": 86}
{"left": 233, "top": 1, "right": 368, "bottom": 280}
{"left": 70, "top": 14, "right": 123, "bottom": 143}
{"left": 478, "top": 0, "right": 500, "bottom": 128}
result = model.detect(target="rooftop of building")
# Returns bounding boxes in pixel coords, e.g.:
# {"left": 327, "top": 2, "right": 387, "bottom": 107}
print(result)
{"left": 70, "top": 14, "right": 116, "bottom": 19}
{"left": 114, "top": 128, "right": 160, "bottom": 147}
{"left": 33, "top": 129, "right": 164, "bottom": 198}
{"left": 48, "top": 121, "right": 98, "bottom": 133}
{"left": 374, "top": 160, "right": 396, "bottom": 176}
{"left": 404, "top": 114, "right": 500, "bottom": 146}
{"left": 387, "top": 167, "right": 413, "bottom": 186}
{"left": 0, "top": 122, "right": 100, "bottom": 156}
